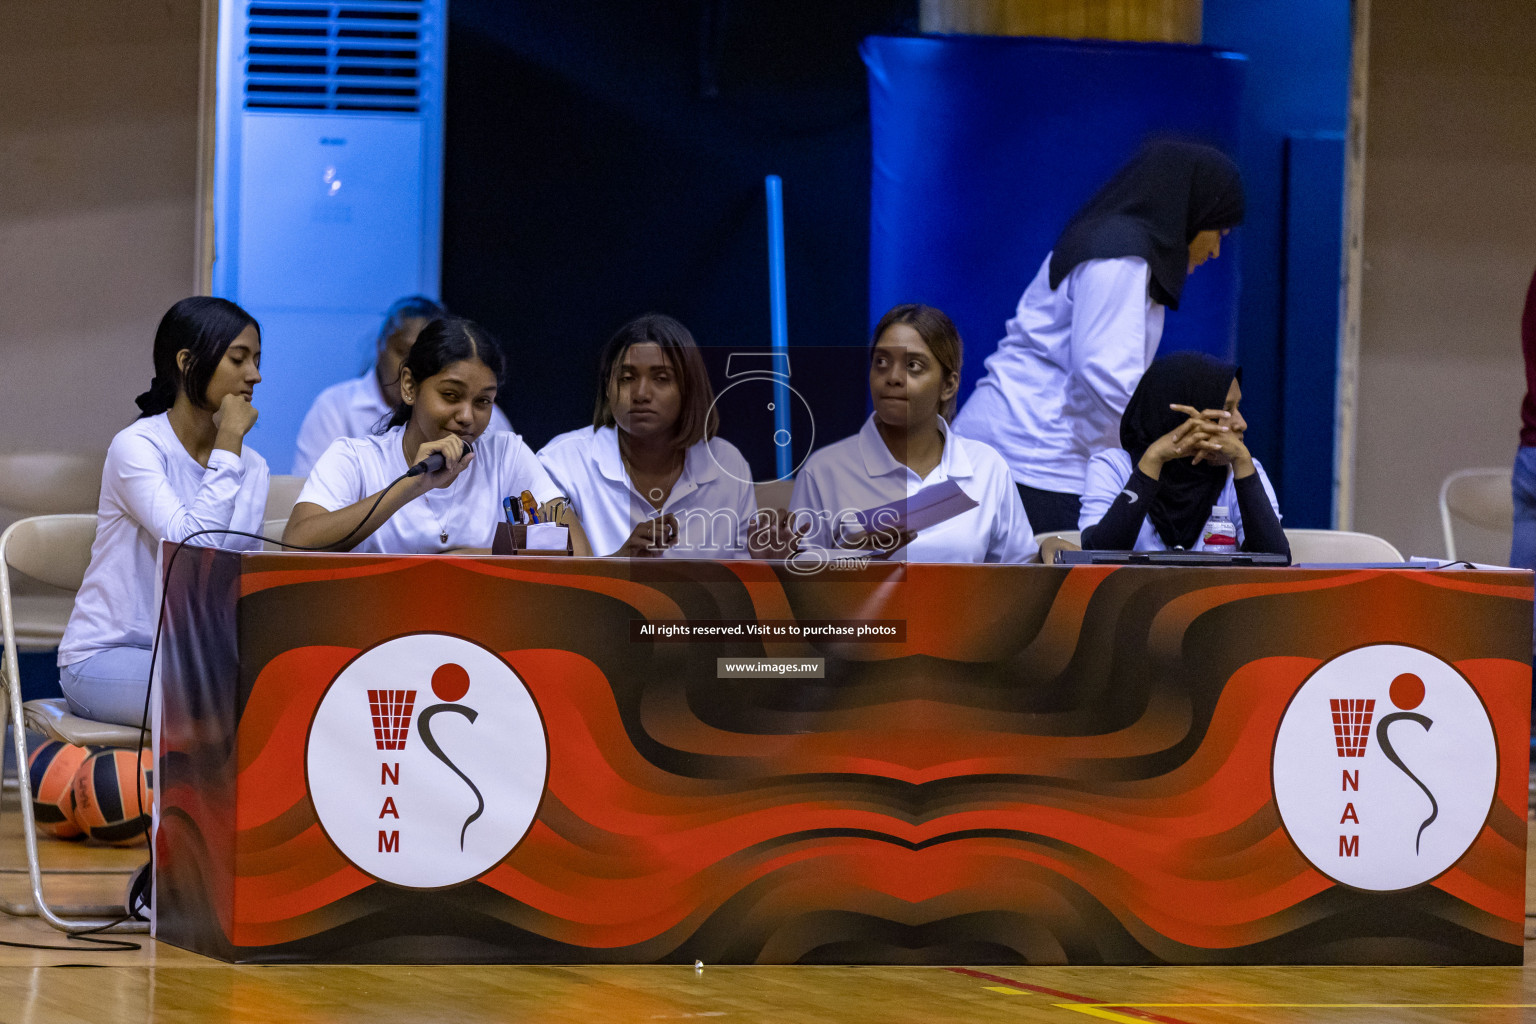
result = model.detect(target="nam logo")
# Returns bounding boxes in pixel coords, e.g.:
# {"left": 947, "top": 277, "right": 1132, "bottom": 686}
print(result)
{"left": 306, "top": 634, "right": 548, "bottom": 889}
{"left": 1271, "top": 644, "right": 1497, "bottom": 892}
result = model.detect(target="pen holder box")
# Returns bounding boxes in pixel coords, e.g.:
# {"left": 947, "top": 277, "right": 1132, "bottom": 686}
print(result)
{"left": 492, "top": 521, "right": 574, "bottom": 555}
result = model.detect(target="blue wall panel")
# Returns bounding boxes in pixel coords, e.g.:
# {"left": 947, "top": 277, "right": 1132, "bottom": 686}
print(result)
{"left": 1203, "top": 0, "right": 1351, "bottom": 523}
{"left": 864, "top": 35, "right": 1246, "bottom": 407}
{"left": 1281, "top": 132, "right": 1346, "bottom": 528}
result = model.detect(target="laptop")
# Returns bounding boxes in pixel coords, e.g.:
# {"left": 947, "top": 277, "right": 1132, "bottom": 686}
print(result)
{"left": 1055, "top": 549, "right": 1292, "bottom": 567}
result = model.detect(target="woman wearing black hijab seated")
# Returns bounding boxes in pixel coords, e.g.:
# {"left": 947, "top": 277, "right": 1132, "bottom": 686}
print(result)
{"left": 953, "top": 139, "right": 1246, "bottom": 533}
{"left": 1078, "top": 351, "right": 1288, "bottom": 556}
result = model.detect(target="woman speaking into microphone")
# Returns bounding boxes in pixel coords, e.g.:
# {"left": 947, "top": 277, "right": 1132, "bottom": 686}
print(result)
{"left": 285, "top": 317, "right": 590, "bottom": 554}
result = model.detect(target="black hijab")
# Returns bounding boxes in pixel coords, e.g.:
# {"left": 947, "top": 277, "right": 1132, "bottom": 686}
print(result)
{"left": 1049, "top": 140, "right": 1245, "bottom": 311}
{"left": 1120, "top": 351, "right": 1240, "bottom": 550}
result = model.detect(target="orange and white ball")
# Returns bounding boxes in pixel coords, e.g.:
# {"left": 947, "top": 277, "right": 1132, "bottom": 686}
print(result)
{"left": 26, "top": 739, "right": 90, "bottom": 841}
{"left": 70, "top": 747, "right": 154, "bottom": 846}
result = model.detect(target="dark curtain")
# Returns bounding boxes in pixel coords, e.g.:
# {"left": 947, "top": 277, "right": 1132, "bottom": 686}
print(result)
{"left": 444, "top": 0, "right": 915, "bottom": 449}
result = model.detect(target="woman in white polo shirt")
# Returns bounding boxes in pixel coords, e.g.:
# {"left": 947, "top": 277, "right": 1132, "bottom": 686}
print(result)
{"left": 291, "top": 296, "right": 514, "bottom": 475}
{"left": 539, "top": 314, "right": 764, "bottom": 558}
{"left": 58, "top": 297, "right": 269, "bottom": 727}
{"left": 952, "top": 139, "right": 1245, "bottom": 533}
{"left": 285, "top": 317, "right": 590, "bottom": 555}
{"left": 789, "top": 304, "right": 1037, "bottom": 564}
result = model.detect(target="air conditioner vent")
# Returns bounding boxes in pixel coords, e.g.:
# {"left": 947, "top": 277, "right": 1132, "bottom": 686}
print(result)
{"left": 244, "top": 1, "right": 429, "bottom": 115}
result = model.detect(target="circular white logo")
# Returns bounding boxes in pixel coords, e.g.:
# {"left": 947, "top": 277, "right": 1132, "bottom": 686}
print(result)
{"left": 708, "top": 375, "right": 816, "bottom": 485}
{"left": 1272, "top": 644, "right": 1497, "bottom": 892}
{"left": 306, "top": 634, "right": 547, "bottom": 889}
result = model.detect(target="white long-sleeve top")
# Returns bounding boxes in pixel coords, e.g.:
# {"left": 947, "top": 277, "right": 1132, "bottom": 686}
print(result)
{"left": 59, "top": 414, "right": 269, "bottom": 666}
{"left": 292, "top": 371, "right": 513, "bottom": 476}
{"left": 952, "top": 254, "right": 1166, "bottom": 495}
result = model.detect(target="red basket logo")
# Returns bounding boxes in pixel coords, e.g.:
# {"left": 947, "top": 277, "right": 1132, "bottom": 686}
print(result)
{"left": 368, "top": 689, "right": 417, "bottom": 751}
{"left": 1329, "top": 698, "right": 1375, "bottom": 757}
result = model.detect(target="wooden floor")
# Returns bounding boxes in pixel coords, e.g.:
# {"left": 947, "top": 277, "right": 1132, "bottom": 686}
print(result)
{"left": 1, "top": 787, "right": 1533, "bottom": 1024}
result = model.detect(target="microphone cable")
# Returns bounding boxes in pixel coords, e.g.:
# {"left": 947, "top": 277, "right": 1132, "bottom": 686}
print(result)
{"left": 60, "top": 465, "right": 421, "bottom": 943}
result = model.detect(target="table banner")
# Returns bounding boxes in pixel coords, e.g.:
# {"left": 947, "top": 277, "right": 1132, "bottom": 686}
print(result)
{"left": 154, "top": 551, "right": 1532, "bottom": 964}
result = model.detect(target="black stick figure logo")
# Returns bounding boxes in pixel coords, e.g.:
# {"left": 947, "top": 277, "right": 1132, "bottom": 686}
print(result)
{"left": 416, "top": 663, "right": 484, "bottom": 851}
{"left": 1375, "top": 672, "right": 1437, "bottom": 854}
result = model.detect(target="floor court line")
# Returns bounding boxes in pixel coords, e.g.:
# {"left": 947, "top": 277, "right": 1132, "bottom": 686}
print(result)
{"left": 947, "top": 969, "right": 1195, "bottom": 1024}
{"left": 1053, "top": 1005, "right": 1536, "bottom": 1022}
{"left": 954, "top": 969, "right": 1536, "bottom": 1020}
{"left": 1055, "top": 1008, "right": 1152, "bottom": 1024}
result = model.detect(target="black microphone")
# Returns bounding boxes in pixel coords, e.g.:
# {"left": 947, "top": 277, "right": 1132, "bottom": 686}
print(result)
{"left": 406, "top": 438, "right": 473, "bottom": 477}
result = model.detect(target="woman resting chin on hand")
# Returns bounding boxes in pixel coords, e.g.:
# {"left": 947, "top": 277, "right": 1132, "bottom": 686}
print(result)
{"left": 1078, "top": 351, "right": 1288, "bottom": 556}
{"left": 58, "top": 297, "right": 269, "bottom": 727}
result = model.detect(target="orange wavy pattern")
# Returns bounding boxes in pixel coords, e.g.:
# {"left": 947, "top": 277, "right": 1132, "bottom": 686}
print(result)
{"left": 154, "top": 555, "right": 1531, "bottom": 964}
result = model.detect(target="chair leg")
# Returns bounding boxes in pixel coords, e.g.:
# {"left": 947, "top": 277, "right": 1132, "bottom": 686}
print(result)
{"left": 2, "top": 662, "right": 146, "bottom": 932}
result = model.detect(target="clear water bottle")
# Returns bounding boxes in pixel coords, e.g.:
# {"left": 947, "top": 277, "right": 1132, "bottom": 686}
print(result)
{"left": 1198, "top": 505, "right": 1238, "bottom": 552}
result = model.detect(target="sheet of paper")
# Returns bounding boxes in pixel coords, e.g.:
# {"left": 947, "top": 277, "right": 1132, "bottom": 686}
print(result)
{"left": 854, "top": 478, "right": 977, "bottom": 536}
{"left": 524, "top": 523, "right": 569, "bottom": 551}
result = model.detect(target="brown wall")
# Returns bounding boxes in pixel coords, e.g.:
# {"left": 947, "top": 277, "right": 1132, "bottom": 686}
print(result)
{"left": 919, "top": 0, "right": 1201, "bottom": 42}
{"left": 0, "top": 1, "right": 203, "bottom": 456}
{"left": 1355, "top": 0, "right": 1536, "bottom": 559}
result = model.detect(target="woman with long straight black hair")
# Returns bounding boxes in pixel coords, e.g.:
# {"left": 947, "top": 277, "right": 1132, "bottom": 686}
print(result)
{"left": 58, "top": 296, "right": 269, "bottom": 727}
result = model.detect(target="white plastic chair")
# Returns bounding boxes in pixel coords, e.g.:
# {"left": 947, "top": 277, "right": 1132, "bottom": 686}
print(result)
{"left": 0, "top": 514, "right": 147, "bottom": 932}
{"left": 262, "top": 516, "right": 291, "bottom": 552}
{"left": 1284, "top": 528, "right": 1404, "bottom": 563}
{"left": 0, "top": 452, "right": 104, "bottom": 652}
{"left": 265, "top": 473, "right": 307, "bottom": 523}
{"left": 1439, "top": 468, "right": 1513, "bottom": 563}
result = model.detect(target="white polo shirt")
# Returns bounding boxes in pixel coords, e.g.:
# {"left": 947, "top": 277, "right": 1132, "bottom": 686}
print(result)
{"left": 1078, "top": 448, "right": 1282, "bottom": 551}
{"left": 788, "top": 415, "right": 1037, "bottom": 564}
{"left": 297, "top": 426, "right": 559, "bottom": 554}
{"left": 952, "top": 254, "right": 1166, "bottom": 495}
{"left": 538, "top": 426, "right": 757, "bottom": 558}
{"left": 60, "top": 414, "right": 269, "bottom": 666}
{"left": 292, "top": 371, "right": 514, "bottom": 476}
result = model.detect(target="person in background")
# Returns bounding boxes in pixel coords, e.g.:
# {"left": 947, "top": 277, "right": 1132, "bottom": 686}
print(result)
{"left": 953, "top": 139, "right": 1245, "bottom": 532}
{"left": 1510, "top": 267, "right": 1536, "bottom": 569}
{"left": 291, "top": 296, "right": 513, "bottom": 475}
{"left": 1079, "top": 350, "right": 1286, "bottom": 556}
{"left": 285, "top": 317, "right": 589, "bottom": 555}
{"left": 58, "top": 297, "right": 269, "bottom": 727}
{"left": 789, "top": 304, "right": 1037, "bottom": 564}
{"left": 539, "top": 314, "right": 783, "bottom": 558}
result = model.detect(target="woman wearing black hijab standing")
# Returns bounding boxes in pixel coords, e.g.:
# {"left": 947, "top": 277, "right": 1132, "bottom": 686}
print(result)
{"left": 1077, "top": 351, "right": 1287, "bottom": 555}
{"left": 952, "top": 139, "right": 1246, "bottom": 532}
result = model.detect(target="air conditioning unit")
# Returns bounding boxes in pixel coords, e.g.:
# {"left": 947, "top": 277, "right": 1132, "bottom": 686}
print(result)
{"left": 212, "top": 0, "right": 445, "bottom": 471}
